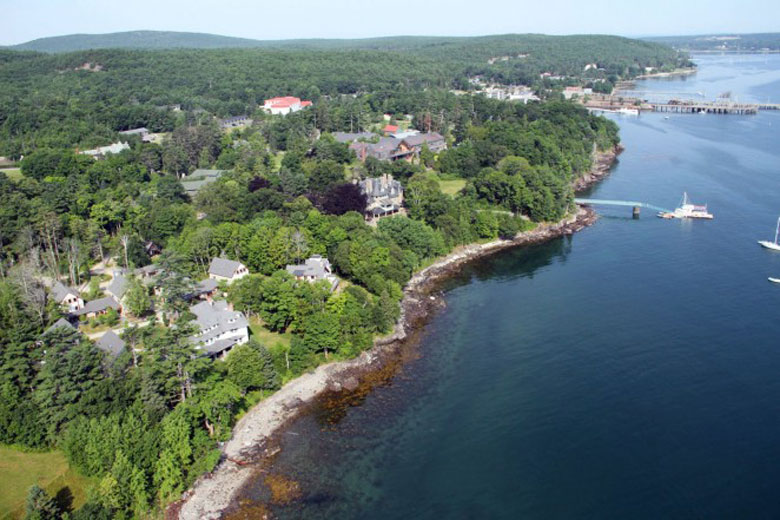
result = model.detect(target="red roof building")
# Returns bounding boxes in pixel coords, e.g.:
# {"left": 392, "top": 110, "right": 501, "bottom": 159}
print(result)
{"left": 383, "top": 124, "right": 399, "bottom": 135}
{"left": 263, "top": 96, "right": 313, "bottom": 115}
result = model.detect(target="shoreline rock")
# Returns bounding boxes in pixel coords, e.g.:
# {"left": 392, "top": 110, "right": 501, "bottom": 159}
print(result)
{"left": 173, "top": 149, "right": 615, "bottom": 520}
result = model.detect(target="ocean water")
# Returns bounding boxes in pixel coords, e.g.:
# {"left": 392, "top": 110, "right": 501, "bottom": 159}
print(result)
{"left": 236, "top": 54, "right": 780, "bottom": 519}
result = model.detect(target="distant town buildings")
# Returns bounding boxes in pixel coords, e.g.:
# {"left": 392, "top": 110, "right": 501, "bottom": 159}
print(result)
{"left": 359, "top": 174, "right": 404, "bottom": 219}
{"left": 286, "top": 255, "right": 339, "bottom": 290}
{"left": 563, "top": 86, "right": 593, "bottom": 99}
{"left": 263, "top": 97, "right": 313, "bottom": 115}
{"left": 190, "top": 300, "right": 249, "bottom": 358}
{"left": 208, "top": 257, "right": 249, "bottom": 284}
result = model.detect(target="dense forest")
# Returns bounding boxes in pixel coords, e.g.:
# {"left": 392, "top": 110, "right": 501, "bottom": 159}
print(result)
{"left": 0, "top": 34, "right": 685, "bottom": 156}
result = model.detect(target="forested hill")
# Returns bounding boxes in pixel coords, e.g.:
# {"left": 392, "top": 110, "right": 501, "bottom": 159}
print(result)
{"left": 7, "top": 30, "right": 271, "bottom": 52}
{"left": 8, "top": 31, "right": 687, "bottom": 77}
{"left": 645, "top": 33, "right": 780, "bottom": 52}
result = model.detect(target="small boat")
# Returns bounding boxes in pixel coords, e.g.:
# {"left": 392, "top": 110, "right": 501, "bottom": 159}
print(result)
{"left": 618, "top": 107, "right": 640, "bottom": 116}
{"left": 769, "top": 277, "right": 780, "bottom": 284}
{"left": 658, "top": 192, "right": 713, "bottom": 219}
{"left": 758, "top": 216, "right": 780, "bottom": 251}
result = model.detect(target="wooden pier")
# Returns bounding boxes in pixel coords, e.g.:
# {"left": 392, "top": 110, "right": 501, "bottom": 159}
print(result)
{"left": 652, "top": 101, "right": 758, "bottom": 115}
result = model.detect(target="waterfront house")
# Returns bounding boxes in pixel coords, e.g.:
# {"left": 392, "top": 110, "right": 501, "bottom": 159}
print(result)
{"left": 286, "top": 255, "right": 339, "bottom": 290}
{"left": 190, "top": 300, "right": 249, "bottom": 358}
{"left": 332, "top": 131, "right": 375, "bottom": 144}
{"left": 359, "top": 174, "right": 404, "bottom": 219}
{"left": 208, "top": 257, "right": 249, "bottom": 284}
{"left": 51, "top": 281, "right": 84, "bottom": 312}
{"left": 263, "top": 96, "right": 313, "bottom": 115}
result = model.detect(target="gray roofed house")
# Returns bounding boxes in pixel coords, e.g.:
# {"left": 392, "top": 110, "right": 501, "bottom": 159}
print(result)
{"left": 190, "top": 300, "right": 249, "bottom": 357}
{"left": 190, "top": 278, "right": 219, "bottom": 301}
{"left": 118, "top": 127, "right": 152, "bottom": 142}
{"left": 73, "top": 296, "right": 121, "bottom": 318}
{"left": 106, "top": 274, "right": 128, "bottom": 300}
{"left": 95, "top": 330, "right": 126, "bottom": 358}
{"left": 43, "top": 317, "right": 77, "bottom": 336}
{"left": 359, "top": 174, "right": 404, "bottom": 219}
{"left": 180, "top": 169, "right": 227, "bottom": 197}
{"left": 51, "top": 281, "right": 84, "bottom": 312}
{"left": 208, "top": 257, "right": 249, "bottom": 283}
{"left": 349, "top": 133, "right": 445, "bottom": 162}
{"left": 286, "top": 255, "right": 339, "bottom": 290}
{"left": 332, "top": 132, "right": 376, "bottom": 143}
{"left": 401, "top": 132, "right": 447, "bottom": 153}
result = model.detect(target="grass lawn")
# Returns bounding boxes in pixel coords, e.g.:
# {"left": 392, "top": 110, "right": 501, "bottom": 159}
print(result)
{"left": 439, "top": 178, "right": 466, "bottom": 196}
{"left": 0, "top": 446, "right": 95, "bottom": 519}
{"left": 249, "top": 316, "right": 292, "bottom": 349}
{"left": 1, "top": 169, "right": 22, "bottom": 182}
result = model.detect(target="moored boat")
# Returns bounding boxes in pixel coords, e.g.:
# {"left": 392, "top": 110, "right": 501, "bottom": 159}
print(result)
{"left": 769, "top": 277, "right": 780, "bottom": 284}
{"left": 758, "top": 216, "right": 780, "bottom": 251}
{"left": 658, "top": 192, "right": 713, "bottom": 219}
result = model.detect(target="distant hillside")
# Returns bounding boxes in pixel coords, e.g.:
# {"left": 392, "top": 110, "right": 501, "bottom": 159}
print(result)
{"left": 8, "top": 30, "right": 273, "bottom": 53}
{"left": 645, "top": 33, "right": 780, "bottom": 52}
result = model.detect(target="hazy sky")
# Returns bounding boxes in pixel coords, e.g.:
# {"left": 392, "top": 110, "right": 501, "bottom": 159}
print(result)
{"left": 2, "top": 0, "right": 778, "bottom": 45}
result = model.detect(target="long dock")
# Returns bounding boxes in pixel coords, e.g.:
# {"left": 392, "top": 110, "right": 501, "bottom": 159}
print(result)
{"left": 574, "top": 198, "right": 672, "bottom": 215}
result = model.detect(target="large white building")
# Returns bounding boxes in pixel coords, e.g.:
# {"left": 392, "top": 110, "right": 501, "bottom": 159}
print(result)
{"left": 263, "top": 96, "right": 313, "bottom": 115}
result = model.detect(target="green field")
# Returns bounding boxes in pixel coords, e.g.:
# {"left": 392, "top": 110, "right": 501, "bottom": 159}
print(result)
{"left": 0, "top": 446, "right": 94, "bottom": 519}
{"left": 249, "top": 316, "right": 292, "bottom": 349}
{"left": 0, "top": 169, "right": 22, "bottom": 181}
{"left": 439, "top": 178, "right": 466, "bottom": 196}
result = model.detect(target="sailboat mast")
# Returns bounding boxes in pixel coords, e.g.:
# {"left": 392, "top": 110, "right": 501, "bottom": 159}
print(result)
{"left": 775, "top": 216, "right": 779, "bottom": 245}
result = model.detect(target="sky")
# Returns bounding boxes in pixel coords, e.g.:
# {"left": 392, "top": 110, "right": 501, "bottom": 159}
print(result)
{"left": 2, "top": 0, "right": 779, "bottom": 45}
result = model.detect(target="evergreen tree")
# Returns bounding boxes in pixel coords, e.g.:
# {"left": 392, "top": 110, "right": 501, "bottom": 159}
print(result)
{"left": 24, "top": 485, "right": 61, "bottom": 520}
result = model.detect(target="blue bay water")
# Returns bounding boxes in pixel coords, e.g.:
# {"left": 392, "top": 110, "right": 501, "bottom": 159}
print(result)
{"left": 239, "top": 55, "right": 780, "bottom": 519}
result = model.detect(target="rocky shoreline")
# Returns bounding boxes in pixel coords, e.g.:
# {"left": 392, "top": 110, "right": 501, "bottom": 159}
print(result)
{"left": 172, "top": 148, "right": 616, "bottom": 520}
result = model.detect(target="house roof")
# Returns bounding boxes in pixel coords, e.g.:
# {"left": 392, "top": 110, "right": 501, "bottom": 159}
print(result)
{"left": 95, "top": 330, "right": 126, "bottom": 358}
{"left": 181, "top": 169, "right": 226, "bottom": 195}
{"left": 119, "top": 127, "right": 149, "bottom": 135}
{"left": 190, "top": 300, "right": 249, "bottom": 353}
{"left": 402, "top": 132, "right": 445, "bottom": 148}
{"left": 264, "top": 96, "right": 303, "bottom": 108}
{"left": 383, "top": 124, "right": 399, "bottom": 132}
{"left": 286, "top": 255, "right": 334, "bottom": 280}
{"left": 43, "top": 317, "right": 76, "bottom": 336}
{"left": 106, "top": 274, "right": 128, "bottom": 300}
{"left": 195, "top": 278, "right": 218, "bottom": 294}
{"left": 73, "top": 296, "right": 120, "bottom": 316}
{"left": 208, "top": 257, "right": 244, "bottom": 278}
{"left": 332, "top": 132, "right": 375, "bottom": 143}
{"left": 51, "top": 281, "right": 79, "bottom": 302}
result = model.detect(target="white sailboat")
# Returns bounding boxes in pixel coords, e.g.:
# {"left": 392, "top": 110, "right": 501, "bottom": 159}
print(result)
{"left": 758, "top": 217, "right": 780, "bottom": 251}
